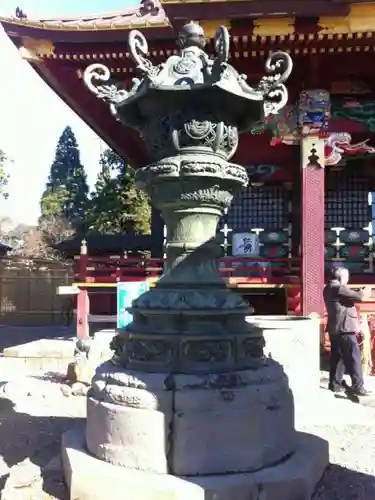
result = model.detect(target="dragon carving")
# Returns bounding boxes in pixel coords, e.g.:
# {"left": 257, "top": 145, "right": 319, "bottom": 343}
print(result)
{"left": 325, "top": 132, "right": 375, "bottom": 166}
{"left": 254, "top": 104, "right": 375, "bottom": 166}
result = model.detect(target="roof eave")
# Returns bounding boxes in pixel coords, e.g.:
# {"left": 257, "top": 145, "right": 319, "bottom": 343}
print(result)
{"left": 161, "top": 0, "right": 350, "bottom": 18}
{"left": 0, "top": 19, "right": 172, "bottom": 43}
{"left": 29, "top": 59, "right": 140, "bottom": 165}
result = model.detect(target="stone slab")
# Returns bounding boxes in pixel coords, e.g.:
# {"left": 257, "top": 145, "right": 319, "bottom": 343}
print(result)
{"left": 62, "top": 426, "right": 328, "bottom": 500}
{"left": 0, "top": 355, "right": 71, "bottom": 376}
{"left": 3, "top": 338, "right": 75, "bottom": 359}
{"left": 246, "top": 316, "right": 320, "bottom": 399}
{"left": 2, "top": 338, "right": 75, "bottom": 375}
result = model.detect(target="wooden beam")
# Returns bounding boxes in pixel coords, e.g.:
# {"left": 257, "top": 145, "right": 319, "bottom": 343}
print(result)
{"left": 164, "top": 0, "right": 349, "bottom": 20}
{"left": 319, "top": 4, "right": 375, "bottom": 34}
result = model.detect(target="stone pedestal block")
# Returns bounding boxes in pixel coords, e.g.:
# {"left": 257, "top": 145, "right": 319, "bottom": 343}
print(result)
{"left": 86, "top": 369, "right": 172, "bottom": 473}
{"left": 247, "top": 316, "right": 321, "bottom": 399}
{"left": 85, "top": 360, "right": 296, "bottom": 476}
{"left": 62, "top": 425, "right": 329, "bottom": 500}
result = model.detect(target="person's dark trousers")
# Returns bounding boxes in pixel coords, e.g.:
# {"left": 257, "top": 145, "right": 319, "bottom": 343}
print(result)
{"left": 329, "top": 334, "right": 345, "bottom": 390}
{"left": 330, "top": 333, "right": 364, "bottom": 391}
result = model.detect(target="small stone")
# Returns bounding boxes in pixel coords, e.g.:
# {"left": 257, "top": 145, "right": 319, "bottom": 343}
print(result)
{"left": 66, "top": 360, "right": 93, "bottom": 385}
{"left": 4, "top": 459, "right": 41, "bottom": 489}
{"left": 60, "top": 384, "right": 73, "bottom": 397}
{"left": 71, "top": 382, "right": 89, "bottom": 397}
{"left": 66, "top": 362, "right": 78, "bottom": 384}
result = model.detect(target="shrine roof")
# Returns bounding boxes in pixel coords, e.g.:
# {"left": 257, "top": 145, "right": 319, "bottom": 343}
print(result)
{"left": 3, "top": 2, "right": 375, "bottom": 168}
{"left": 2, "top": 1, "right": 375, "bottom": 42}
{"left": 0, "top": 2, "right": 170, "bottom": 41}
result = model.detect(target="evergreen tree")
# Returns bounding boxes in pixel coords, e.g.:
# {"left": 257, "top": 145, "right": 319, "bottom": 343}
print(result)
{"left": 40, "top": 126, "right": 89, "bottom": 227}
{"left": 87, "top": 149, "right": 151, "bottom": 234}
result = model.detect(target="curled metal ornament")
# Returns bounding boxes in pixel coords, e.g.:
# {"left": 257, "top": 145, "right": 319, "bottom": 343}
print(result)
{"left": 214, "top": 25, "right": 230, "bottom": 64}
{"left": 264, "top": 51, "right": 293, "bottom": 84}
{"left": 83, "top": 63, "right": 128, "bottom": 115}
{"left": 263, "top": 85, "right": 289, "bottom": 116}
{"left": 128, "top": 29, "right": 158, "bottom": 78}
{"left": 259, "top": 51, "right": 293, "bottom": 116}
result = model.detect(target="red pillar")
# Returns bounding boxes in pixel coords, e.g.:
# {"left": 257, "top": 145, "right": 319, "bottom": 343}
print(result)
{"left": 77, "top": 289, "right": 89, "bottom": 340}
{"left": 300, "top": 136, "right": 325, "bottom": 318}
{"left": 76, "top": 239, "right": 90, "bottom": 340}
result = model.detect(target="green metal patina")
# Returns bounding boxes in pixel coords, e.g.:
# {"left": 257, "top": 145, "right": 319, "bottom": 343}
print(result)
{"left": 84, "top": 22, "right": 293, "bottom": 373}
{"left": 333, "top": 100, "right": 375, "bottom": 131}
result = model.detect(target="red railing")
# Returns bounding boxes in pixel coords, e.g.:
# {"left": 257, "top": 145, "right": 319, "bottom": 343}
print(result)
{"left": 73, "top": 256, "right": 302, "bottom": 285}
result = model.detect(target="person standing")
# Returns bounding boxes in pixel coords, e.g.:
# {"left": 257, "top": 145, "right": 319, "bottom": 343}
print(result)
{"left": 323, "top": 266, "right": 371, "bottom": 396}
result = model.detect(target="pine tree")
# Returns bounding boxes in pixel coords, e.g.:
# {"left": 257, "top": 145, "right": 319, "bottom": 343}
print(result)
{"left": 40, "top": 126, "right": 89, "bottom": 227}
{"left": 87, "top": 149, "right": 151, "bottom": 234}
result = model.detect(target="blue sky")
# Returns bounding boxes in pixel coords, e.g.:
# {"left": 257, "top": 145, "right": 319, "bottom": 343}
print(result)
{"left": 0, "top": 0, "right": 138, "bottom": 227}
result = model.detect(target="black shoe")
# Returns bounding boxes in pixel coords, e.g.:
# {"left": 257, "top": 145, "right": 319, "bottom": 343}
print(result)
{"left": 329, "top": 384, "right": 345, "bottom": 393}
{"left": 347, "top": 387, "right": 371, "bottom": 397}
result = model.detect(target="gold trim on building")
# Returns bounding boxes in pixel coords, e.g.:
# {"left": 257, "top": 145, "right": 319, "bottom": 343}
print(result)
{"left": 0, "top": 15, "right": 170, "bottom": 32}
{"left": 319, "top": 4, "right": 375, "bottom": 35}
{"left": 253, "top": 17, "right": 294, "bottom": 37}
{"left": 19, "top": 37, "right": 55, "bottom": 61}
{"left": 301, "top": 136, "right": 325, "bottom": 170}
{"left": 198, "top": 19, "right": 230, "bottom": 38}
{"left": 41, "top": 34, "right": 375, "bottom": 63}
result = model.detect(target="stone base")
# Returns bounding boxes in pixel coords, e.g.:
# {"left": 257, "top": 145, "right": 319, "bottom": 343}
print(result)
{"left": 62, "top": 426, "right": 328, "bottom": 500}
{"left": 85, "top": 361, "right": 296, "bottom": 475}
{"left": 246, "top": 316, "right": 321, "bottom": 400}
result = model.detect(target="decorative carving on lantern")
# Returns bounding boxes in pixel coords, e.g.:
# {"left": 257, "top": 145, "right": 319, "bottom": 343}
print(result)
{"left": 83, "top": 22, "right": 293, "bottom": 374}
{"left": 84, "top": 22, "right": 293, "bottom": 133}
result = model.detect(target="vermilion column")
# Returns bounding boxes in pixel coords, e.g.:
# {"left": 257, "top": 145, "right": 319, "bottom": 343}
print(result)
{"left": 300, "top": 136, "right": 325, "bottom": 317}
{"left": 76, "top": 239, "right": 89, "bottom": 340}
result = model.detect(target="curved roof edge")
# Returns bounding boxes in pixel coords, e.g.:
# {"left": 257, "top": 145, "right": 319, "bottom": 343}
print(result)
{"left": 0, "top": 1, "right": 169, "bottom": 33}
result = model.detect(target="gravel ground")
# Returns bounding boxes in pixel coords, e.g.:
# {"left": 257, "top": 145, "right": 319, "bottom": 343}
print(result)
{"left": 308, "top": 374, "right": 375, "bottom": 500}
{"left": 0, "top": 377, "right": 375, "bottom": 500}
{"left": 312, "top": 426, "right": 375, "bottom": 500}
{"left": 0, "top": 377, "right": 85, "bottom": 499}
{"left": 1, "top": 361, "right": 375, "bottom": 498}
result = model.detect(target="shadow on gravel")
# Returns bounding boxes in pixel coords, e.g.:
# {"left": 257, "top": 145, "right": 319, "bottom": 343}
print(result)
{"left": 313, "top": 464, "right": 375, "bottom": 499}
{"left": 0, "top": 325, "right": 75, "bottom": 352}
{"left": 31, "top": 372, "right": 68, "bottom": 385}
{"left": 0, "top": 397, "right": 83, "bottom": 499}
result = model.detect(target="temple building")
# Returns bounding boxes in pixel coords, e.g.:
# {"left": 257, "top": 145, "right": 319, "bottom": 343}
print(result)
{"left": 2, "top": 1, "right": 375, "bottom": 325}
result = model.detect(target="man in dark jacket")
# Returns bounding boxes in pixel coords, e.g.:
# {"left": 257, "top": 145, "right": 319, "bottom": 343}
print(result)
{"left": 323, "top": 266, "right": 371, "bottom": 396}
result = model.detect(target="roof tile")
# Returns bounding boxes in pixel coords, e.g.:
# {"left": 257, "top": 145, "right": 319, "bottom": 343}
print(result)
{"left": 0, "top": 1, "right": 169, "bottom": 31}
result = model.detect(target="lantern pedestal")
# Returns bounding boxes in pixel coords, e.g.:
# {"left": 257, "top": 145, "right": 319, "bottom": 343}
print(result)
{"left": 62, "top": 424, "right": 328, "bottom": 500}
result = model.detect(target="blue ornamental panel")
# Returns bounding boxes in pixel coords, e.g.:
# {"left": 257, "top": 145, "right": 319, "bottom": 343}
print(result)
{"left": 339, "top": 229, "right": 369, "bottom": 244}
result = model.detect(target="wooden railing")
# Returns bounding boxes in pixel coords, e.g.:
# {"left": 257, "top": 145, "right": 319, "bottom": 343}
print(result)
{"left": 73, "top": 255, "right": 302, "bottom": 286}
